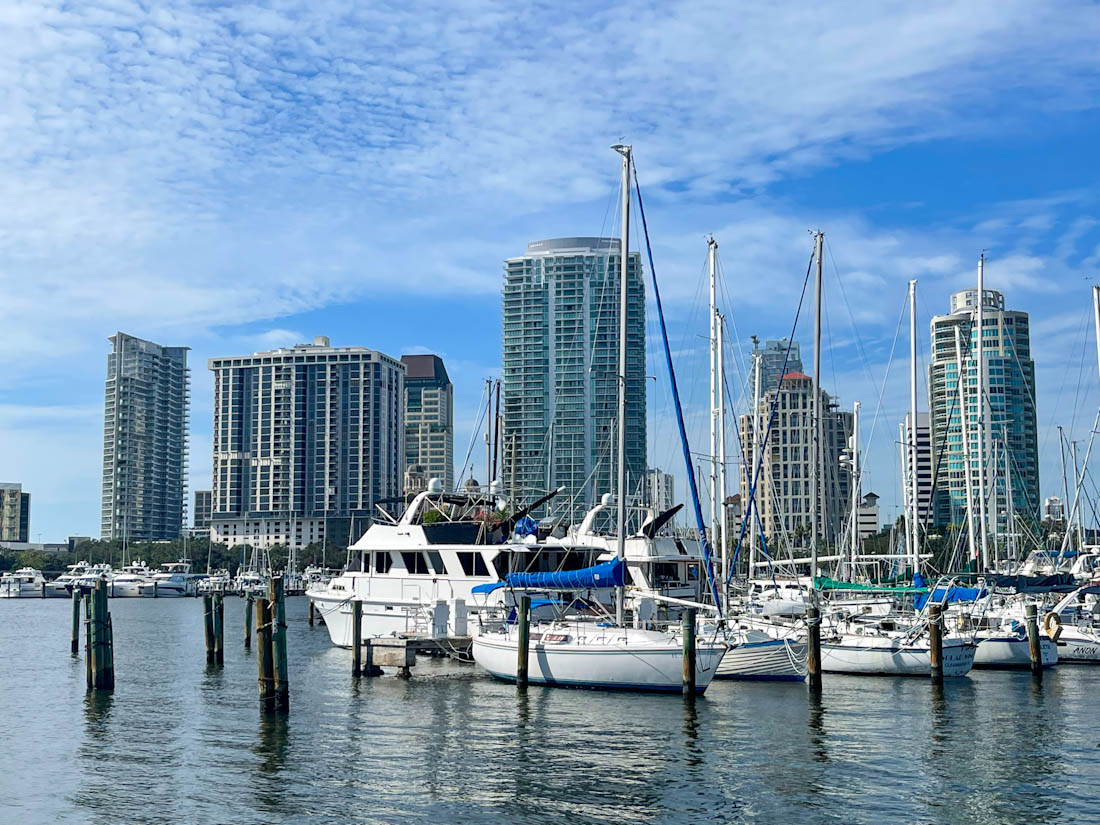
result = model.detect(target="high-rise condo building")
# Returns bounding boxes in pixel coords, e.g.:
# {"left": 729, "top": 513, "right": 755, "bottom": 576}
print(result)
{"left": 750, "top": 338, "right": 804, "bottom": 400}
{"left": 101, "top": 332, "right": 190, "bottom": 541}
{"left": 904, "top": 412, "right": 934, "bottom": 524}
{"left": 0, "top": 483, "right": 30, "bottom": 543}
{"left": 401, "top": 354, "right": 454, "bottom": 490}
{"left": 208, "top": 337, "right": 404, "bottom": 549}
{"left": 647, "top": 468, "right": 676, "bottom": 514}
{"left": 502, "top": 238, "right": 646, "bottom": 522}
{"left": 929, "top": 288, "right": 1038, "bottom": 530}
{"left": 737, "top": 371, "right": 853, "bottom": 545}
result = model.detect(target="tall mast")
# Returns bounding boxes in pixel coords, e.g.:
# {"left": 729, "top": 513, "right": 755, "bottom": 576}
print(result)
{"left": 850, "top": 401, "right": 861, "bottom": 574}
{"left": 955, "top": 326, "right": 978, "bottom": 563}
{"left": 749, "top": 341, "right": 762, "bottom": 576}
{"left": 811, "top": 232, "right": 824, "bottom": 579}
{"left": 612, "top": 143, "right": 631, "bottom": 626}
{"left": 484, "top": 378, "right": 492, "bottom": 487}
{"left": 1073, "top": 440, "right": 1085, "bottom": 552}
{"left": 1059, "top": 426, "right": 1071, "bottom": 550}
{"left": 899, "top": 421, "right": 910, "bottom": 561}
{"left": 717, "top": 311, "right": 729, "bottom": 613}
{"left": 708, "top": 237, "right": 719, "bottom": 560}
{"left": 1003, "top": 427, "right": 1016, "bottom": 563}
{"left": 976, "top": 255, "right": 989, "bottom": 570}
{"left": 908, "top": 279, "right": 919, "bottom": 574}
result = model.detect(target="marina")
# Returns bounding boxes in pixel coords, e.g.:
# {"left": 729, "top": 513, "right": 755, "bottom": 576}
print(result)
{"left": 2, "top": 596, "right": 1099, "bottom": 824}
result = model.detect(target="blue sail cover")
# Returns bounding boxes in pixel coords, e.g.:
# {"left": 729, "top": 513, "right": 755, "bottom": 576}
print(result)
{"left": 505, "top": 557, "right": 626, "bottom": 590}
{"left": 914, "top": 586, "right": 985, "bottom": 610}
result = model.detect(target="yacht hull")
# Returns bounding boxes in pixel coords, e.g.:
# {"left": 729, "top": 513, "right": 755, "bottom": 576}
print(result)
{"left": 973, "top": 635, "right": 1057, "bottom": 668}
{"left": 473, "top": 625, "right": 724, "bottom": 693}
{"left": 821, "top": 637, "right": 975, "bottom": 677}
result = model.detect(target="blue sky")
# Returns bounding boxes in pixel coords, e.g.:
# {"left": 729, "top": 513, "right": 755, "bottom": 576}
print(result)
{"left": 2, "top": 0, "right": 1100, "bottom": 540}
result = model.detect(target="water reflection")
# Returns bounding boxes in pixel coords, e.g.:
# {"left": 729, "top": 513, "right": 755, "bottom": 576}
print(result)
{"left": 806, "top": 691, "right": 828, "bottom": 763}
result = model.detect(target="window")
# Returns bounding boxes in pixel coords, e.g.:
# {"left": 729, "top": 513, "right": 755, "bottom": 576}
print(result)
{"left": 400, "top": 552, "right": 429, "bottom": 575}
{"left": 374, "top": 552, "right": 392, "bottom": 574}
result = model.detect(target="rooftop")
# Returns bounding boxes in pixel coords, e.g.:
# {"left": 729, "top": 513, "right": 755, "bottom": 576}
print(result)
{"left": 401, "top": 354, "right": 450, "bottom": 383}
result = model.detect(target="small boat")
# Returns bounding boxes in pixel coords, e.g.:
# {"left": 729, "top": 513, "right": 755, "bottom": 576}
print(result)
{"left": 0, "top": 567, "right": 45, "bottom": 598}
{"left": 198, "top": 569, "right": 231, "bottom": 594}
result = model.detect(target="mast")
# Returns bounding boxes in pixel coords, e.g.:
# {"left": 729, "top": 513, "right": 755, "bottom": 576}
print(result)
{"left": 908, "top": 279, "right": 919, "bottom": 574}
{"left": 955, "top": 326, "right": 978, "bottom": 563}
{"left": 717, "top": 311, "right": 729, "bottom": 612}
{"left": 811, "top": 232, "right": 824, "bottom": 580}
{"left": 1003, "top": 428, "right": 1016, "bottom": 563}
{"left": 850, "top": 401, "right": 861, "bottom": 574}
{"left": 749, "top": 340, "right": 762, "bottom": 577}
{"left": 976, "top": 255, "right": 989, "bottom": 570}
{"left": 484, "top": 378, "right": 492, "bottom": 487}
{"left": 899, "top": 421, "right": 910, "bottom": 562}
{"left": 708, "top": 237, "right": 719, "bottom": 561}
{"left": 612, "top": 143, "right": 631, "bottom": 626}
{"left": 1059, "top": 427, "right": 1071, "bottom": 550}
{"left": 1073, "top": 440, "right": 1085, "bottom": 551}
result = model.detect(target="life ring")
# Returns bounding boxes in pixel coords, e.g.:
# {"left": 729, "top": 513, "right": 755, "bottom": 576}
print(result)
{"left": 1043, "top": 612, "right": 1063, "bottom": 642}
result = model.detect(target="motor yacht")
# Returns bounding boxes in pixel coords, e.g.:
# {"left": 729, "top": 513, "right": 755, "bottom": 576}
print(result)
{"left": 0, "top": 567, "right": 46, "bottom": 598}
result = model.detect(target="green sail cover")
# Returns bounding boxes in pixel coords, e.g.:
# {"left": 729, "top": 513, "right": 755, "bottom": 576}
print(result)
{"left": 812, "top": 576, "right": 927, "bottom": 594}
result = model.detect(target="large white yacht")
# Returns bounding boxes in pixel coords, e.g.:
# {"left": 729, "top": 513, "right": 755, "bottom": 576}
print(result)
{"left": 44, "top": 561, "right": 91, "bottom": 597}
{"left": 139, "top": 561, "right": 203, "bottom": 597}
{"left": 0, "top": 567, "right": 46, "bottom": 598}
{"left": 308, "top": 483, "right": 608, "bottom": 646}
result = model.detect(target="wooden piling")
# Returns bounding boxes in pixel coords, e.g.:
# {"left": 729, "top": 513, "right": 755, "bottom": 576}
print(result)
{"left": 213, "top": 593, "right": 225, "bottom": 666}
{"left": 84, "top": 592, "right": 92, "bottom": 689}
{"left": 929, "top": 603, "right": 944, "bottom": 684}
{"left": 256, "top": 597, "right": 276, "bottom": 713}
{"left": 89, "top": 579, "right": 114, "bottom": 691}
{"left": 806, "top": 603, "right": 823, "bottom": 693}
{"left": 203, "top": 594, "right": 215, "bottom": 664}
{"left": 1025, "top": 603, "right": 1043, "bottom": 679}
{"left": 244, "top": 594, "right": 253, "bottom": 649}
{"left": 681, "top": 607, "right": 697, "bottom": 696}
{"left": 271, "top": 577, "right": 289, "bottom": 712}
{"left": 71, "top": 588, "right": 81, "bottom": 655}
{"left": 308, "top": 600, "right": 315, "bottom": 627}
{"left": 516, "top": 594, "right": 531, "bottom": 689}
{"left": 352, "top": 599, "right": 363, "bottom": 677}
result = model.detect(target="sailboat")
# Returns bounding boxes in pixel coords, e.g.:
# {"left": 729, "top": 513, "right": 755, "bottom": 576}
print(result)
{"left": 472, "top": 145, "right": 725, "bottom": 693}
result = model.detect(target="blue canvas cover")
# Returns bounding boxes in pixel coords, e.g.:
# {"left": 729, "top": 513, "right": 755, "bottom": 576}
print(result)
{"left": 506, "top": 557, "right": 626, "bottom": 590}
{"left": 914, "top": 586, "right": 984, "bottom": 610}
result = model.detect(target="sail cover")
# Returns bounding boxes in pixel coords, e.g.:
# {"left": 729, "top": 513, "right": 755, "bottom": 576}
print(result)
{"left": 505, "top": 557, "right": 626, "bottom": 590}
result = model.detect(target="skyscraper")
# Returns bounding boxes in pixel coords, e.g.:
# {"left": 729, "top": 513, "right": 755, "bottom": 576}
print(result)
{"left": 904, "top": 412, "right": 934, "bottom": 524}
{"left": 501, "top": 237, "right": 646, "bottom": 522}
{"left": 750, "top": 338, "right": 803, "bottom": 400}
{"left": 401, "top": 354, "right": 454, "bottom": 490}
{"left": 929, "top": 288, "right": 1039, "bottom": 530}
{"left": 0, "top": 483, "right": 30, "bottom": 543}
{"left": 646, "top": 468, "right": 675, "bottom": 514}
{"left": 208, "top": 336, "right": 404, "bottom": 549}
{"left": 101, "top": 332, "right": 190, "bottom": 541}
{"left": 737, "top": 371, "right": 852, "bottom": 545}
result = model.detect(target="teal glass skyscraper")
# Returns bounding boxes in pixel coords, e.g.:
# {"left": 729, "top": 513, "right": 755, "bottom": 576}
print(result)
{"left": 929, "top": 288, "right": 1039, "bottom": 532}
{"left": 502, "top": 238, "right": 646, "bottom": 522}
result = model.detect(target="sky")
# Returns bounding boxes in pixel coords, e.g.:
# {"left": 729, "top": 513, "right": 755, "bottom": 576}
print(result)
{"left": 2, "top": 0, "right": 1100, "bottom": 541}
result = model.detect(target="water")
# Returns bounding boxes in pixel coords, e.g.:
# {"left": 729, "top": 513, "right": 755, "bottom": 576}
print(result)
{"left": 2, "top": 598, "right": 1098, "bottom": 824}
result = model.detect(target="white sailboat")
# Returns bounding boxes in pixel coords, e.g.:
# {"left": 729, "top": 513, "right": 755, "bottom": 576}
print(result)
{"left": 472, "top": 145, "right": 725, "bottom": 693}
{"left": 1045, "top": 582, "right": 1100, "bottom": 662}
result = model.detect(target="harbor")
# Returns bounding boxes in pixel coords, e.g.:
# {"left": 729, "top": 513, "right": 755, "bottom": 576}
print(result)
{"left": 3, "top": 595, "right": 1099, "bottom": 825}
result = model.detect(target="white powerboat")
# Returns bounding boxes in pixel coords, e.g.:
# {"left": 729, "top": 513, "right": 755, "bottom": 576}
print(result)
{"left": 139, "top": 561, "right": 202, "bottom": 597}
{"left": 110, "top": 561, "right": 153, "bottom": 597}
{"left": 0, "top": 567, "right": 46, "bottom": 598}
{"left": 73, "top": 563, "right": 113, "bottom": 591}
{"left": 198, "top": 569, "right": 232, "bottom": 594}
{"left": 44, "top": 561, "right": 90, "bottom": 597}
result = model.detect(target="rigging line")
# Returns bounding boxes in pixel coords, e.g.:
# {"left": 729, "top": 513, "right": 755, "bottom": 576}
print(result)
{"left": 1069, "top": 307, "right": 1092, "bottom": 440}
{"left": 633, "top": 161, "right": 723, "bottom": 615}
{"left": 456, "top": 384, "right": 491, "bottom": 491}
{"left": 1040, "top": 306, "right": 1089, "bottom": 457}
{"left": 726, "top": 249, "right": 815, "bottom": 588}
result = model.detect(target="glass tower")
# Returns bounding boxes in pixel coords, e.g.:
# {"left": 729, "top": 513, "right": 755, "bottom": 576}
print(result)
{"left": 929, "top": 289, "right": 1039, "bottom": 531}
{"left": 501, "top": 238, "right": 646, "bottom": 523}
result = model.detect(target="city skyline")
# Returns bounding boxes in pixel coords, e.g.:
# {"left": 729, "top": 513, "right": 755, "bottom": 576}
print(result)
{"left": 2, "top": 3, "right": 1099, "bottom": 539}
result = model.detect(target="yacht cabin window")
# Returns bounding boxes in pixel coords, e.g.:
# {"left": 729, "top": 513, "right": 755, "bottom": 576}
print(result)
{"left": 400, "top": 552, "right": 430, "bottom": 575}
{"left": 374, "top": 553, "right": 392, "bottom": 574}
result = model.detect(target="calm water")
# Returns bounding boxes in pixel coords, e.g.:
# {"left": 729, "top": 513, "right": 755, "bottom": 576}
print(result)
{"left": 2, "top": 598, "right": 1098, "bottom": 824}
